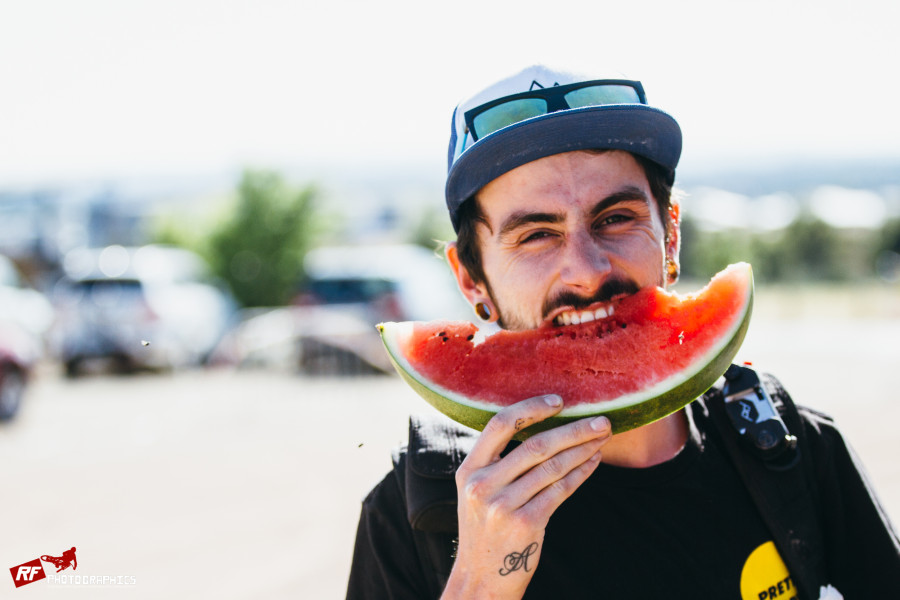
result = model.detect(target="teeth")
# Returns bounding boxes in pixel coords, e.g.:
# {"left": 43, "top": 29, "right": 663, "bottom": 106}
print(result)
{"left": 555, "top": 304, "right": 615, "bottom": 327}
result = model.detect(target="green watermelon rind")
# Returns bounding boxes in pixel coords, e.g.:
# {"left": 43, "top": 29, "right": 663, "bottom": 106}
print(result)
{"left": 378, "top": 264, "right": 753, "bottom": 438}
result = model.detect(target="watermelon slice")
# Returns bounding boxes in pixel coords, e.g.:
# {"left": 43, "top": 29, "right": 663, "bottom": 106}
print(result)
{"left": 378, "top": 262, "right": 753, "bottom": 437}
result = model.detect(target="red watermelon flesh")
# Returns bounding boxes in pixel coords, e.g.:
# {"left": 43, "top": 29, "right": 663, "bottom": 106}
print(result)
{"left": 378, "top": 263, "right": 753, "bottom": 435}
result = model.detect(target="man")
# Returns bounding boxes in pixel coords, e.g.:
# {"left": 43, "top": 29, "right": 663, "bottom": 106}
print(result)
{"left": 346, "top": 65, "right": 900, "bottom": 599}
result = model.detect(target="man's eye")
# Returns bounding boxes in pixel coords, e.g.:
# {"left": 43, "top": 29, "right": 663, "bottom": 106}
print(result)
{"left": 597, "top": 213, "right": 631, "bottom": 227}
{"left": 521, "top": 230, "right": 553, "bottom": 244}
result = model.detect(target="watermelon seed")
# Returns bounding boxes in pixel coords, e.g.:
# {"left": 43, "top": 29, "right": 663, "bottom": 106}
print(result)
{"left": 437, "top": 331, "right": 446, "bottom": 337}
{"left": 466, "top": 334, "right": 474, "bottom": 341}
{"left": 621, "top": 323, "right": 627, "bottom": 329}
{"left": 442, "top": 337, "right": 449, "bottom": 342}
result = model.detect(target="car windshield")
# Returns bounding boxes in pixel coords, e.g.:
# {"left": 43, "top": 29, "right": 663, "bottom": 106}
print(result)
{"left": 71, "top": 278, "right": 145, "bottom": 308}
{"left": 304, "top": 278, "right": 396, "bottom": 305}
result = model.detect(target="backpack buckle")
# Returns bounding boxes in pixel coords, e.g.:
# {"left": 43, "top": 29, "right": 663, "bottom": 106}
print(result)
{"left": 722, "top": 364, "right": 798, "bottom": 466}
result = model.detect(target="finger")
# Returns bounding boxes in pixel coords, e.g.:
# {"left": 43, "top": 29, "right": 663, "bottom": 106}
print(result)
{"left": 465, "top": 394, "right": 565, "bottom": 469}
{"left": 492, "top": 415, "right": 611, "bottom": 483}
{"left": 520, "top": 448, "right": 603, "bottom": 522}
{"left": 506, "top": 436, "right": 608, "bottom": 507}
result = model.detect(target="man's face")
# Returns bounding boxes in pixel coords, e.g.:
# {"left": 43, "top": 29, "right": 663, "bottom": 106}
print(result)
{"left": 461, "top": 150, "right": 676, "bottom": 331}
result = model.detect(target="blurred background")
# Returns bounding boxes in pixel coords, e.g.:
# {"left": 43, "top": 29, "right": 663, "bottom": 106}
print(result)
{"left": 1, "top": 0, "right": 898, "bottom": 597}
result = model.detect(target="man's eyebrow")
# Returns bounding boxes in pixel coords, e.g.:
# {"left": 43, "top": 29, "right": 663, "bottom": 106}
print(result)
{"left": 588, "top": 186, "right": 653, "bottom": 219}
{"left": 497, "top": 211, "right": 564, "bottom": 238}
{"left": 497, "top": 186, "right": 652, "bottom": 237}
{"left": 489, "top": 185, "right": 651, "bottom": 237}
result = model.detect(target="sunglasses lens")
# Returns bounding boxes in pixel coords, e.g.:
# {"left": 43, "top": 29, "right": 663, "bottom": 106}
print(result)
{"left": 472, "top": 98, "right": 548, "bottom": 139}
{"left": 564, "top": 84, "right": 641, "bottom": 108}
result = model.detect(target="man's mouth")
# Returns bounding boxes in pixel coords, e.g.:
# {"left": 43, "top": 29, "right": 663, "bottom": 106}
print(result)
{"left": 540, "top": 279, "right": 641, "bottom": 328}
{"left": 552, "top": 303, "right": 616, "bottom": 326}
{"left": 544, "top": 294, "right": 632, "bottom": 328}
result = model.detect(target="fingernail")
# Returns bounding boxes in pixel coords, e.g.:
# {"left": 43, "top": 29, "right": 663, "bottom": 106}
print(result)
{"left": 544, "top": 394, "right": 562, "bottom": 407}
{"left": 590, "top": 416, "right": 611, "bottom": 432}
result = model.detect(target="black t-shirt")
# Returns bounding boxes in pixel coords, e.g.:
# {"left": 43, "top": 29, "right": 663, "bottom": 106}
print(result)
{"left": 347, "top": 401, "right": 900, "bottom": 599}
{"left": 528, "top": 410, "right": 787, "bottom": 598}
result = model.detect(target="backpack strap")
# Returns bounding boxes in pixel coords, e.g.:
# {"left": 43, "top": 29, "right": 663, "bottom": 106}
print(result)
{"left": 400, "top": 414, "right": 477, "bottom": 532}
{"left": 391, "top": 414, "right": 476, "bottom": 595}
{"left": 702, "top": 364, "right": 827, "bottom": 600}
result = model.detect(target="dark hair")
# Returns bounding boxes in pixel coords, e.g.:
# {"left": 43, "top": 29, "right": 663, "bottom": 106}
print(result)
{"left": 455, "top": 151, "right": 675, "bottom": 286}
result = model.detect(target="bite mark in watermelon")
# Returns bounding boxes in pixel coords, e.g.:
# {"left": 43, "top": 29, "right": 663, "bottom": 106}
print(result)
{"left": 378, "top": 262, "right": 753, "bottom": 437}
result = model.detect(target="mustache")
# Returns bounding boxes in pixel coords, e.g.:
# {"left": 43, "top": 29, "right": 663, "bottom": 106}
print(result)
{"left": 542, "top": 278, "right": 641, "bottom": 321}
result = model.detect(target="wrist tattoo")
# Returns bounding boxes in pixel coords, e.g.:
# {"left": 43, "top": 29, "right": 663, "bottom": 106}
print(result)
{"left": 498, "top": 542, "right": 538, "bottom": 576}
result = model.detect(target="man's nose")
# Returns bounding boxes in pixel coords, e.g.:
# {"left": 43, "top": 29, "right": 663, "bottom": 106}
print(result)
{"left": 558, "top": 231, "right": 611, "bottom": 293}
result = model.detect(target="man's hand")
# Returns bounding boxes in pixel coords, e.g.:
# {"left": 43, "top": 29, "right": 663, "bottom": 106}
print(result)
{"left": 441, "top": 394, "right": 612, "bottom": 599}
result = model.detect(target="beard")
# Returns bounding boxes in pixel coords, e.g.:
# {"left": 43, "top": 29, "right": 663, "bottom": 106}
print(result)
{"left": 540, "top": 277, "right": 641, "bottom": 323}
{"left": 486, "top": 276, "right": 642, "bottom": 331}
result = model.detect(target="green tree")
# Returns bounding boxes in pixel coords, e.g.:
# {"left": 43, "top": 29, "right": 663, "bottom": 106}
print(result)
{"left": 678, "top": 216, "right": 756, "bottom": 282}
{"left": 207, "top": 169, "right": 317, "bottom": 307}
{"left": 778, "top": 214, "right": 847, "bottom": 281}
{"left": 880, "top": 217, "right": 900, "bottom": 255}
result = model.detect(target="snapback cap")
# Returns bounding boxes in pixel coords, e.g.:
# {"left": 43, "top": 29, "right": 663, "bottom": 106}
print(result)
{"left": 445, "top": 65, "right": 682, "bottom": 232}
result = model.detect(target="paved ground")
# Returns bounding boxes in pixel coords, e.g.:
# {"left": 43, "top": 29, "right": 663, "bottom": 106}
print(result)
{"left": 1, "top": 315, "right": 898, "bottom": 599}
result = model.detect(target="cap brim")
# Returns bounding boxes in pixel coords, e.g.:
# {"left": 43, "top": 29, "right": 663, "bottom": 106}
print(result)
{"left": 445, "top": 104, "right": 682, "bottom": 231}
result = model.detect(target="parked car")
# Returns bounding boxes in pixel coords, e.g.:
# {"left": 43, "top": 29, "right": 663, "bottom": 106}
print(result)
{"left": 0, "top": 254, "right": 50, "bottom": 420}
{"left": 0, "top": 320, "right": 40, "bottom": 420}
{"left": 49, "top": 245, "right": 236, "bottom": 376}
{"left": 292, "top": 244, "right": 471, "bottom": 374}
{"left": 213, "top": 244, "right": 473, "bottom": 375}
{"left": 298, "top": 243, "right": 471, "bottom": 322}
{"left": 0, "top": 254, "right": 54, "bottom": 339}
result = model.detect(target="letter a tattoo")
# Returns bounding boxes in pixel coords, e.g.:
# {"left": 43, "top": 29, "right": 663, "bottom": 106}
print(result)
{"left": 499, "top": 542, "right": 539, "bottom": 576}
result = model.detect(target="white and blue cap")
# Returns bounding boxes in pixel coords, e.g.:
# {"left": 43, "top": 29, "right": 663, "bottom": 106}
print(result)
{"left": 446, "top": 65, "right": 682, "bottom": 232}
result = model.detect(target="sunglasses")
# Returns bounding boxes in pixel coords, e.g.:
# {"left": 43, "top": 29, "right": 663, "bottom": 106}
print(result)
{"left": 463, "top": 79, "right": 647, "bottom": 143}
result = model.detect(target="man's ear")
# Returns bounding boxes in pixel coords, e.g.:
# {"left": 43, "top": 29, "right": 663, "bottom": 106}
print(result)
{"left": 665, "top": 199, "right": 681, "bottom": 264}
{"left": 445, "top": 241, "right": 492, "bottom": 310}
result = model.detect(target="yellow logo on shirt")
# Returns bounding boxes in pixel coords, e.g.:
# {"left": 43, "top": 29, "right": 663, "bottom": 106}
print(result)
{"left": 740, "top": 541, "right": 797, "bottom": 599}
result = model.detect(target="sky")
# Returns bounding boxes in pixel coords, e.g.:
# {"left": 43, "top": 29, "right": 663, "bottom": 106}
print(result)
{"left": 1, "top": 0, "right": 899, "bottom": 188}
